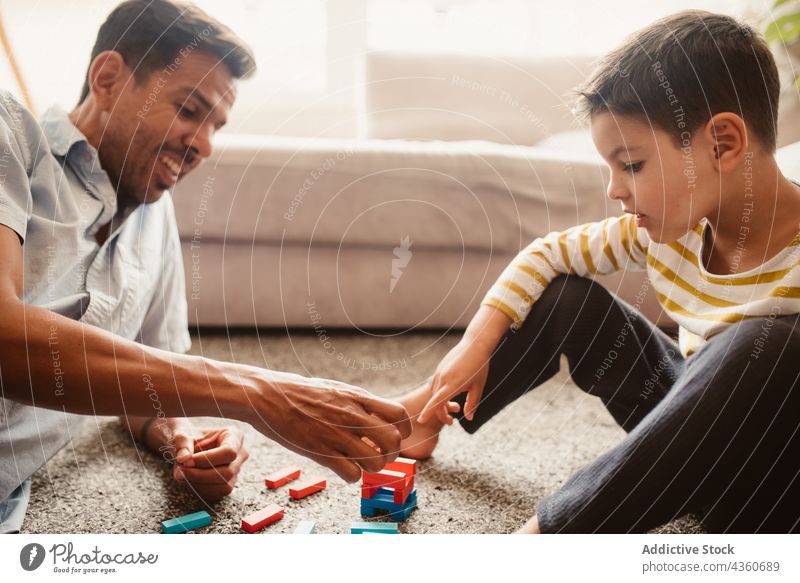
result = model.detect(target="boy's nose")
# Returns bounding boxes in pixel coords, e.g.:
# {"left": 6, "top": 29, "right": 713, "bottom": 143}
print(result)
{"left": 606, "top": 174, "right": 629, "bottom": 202}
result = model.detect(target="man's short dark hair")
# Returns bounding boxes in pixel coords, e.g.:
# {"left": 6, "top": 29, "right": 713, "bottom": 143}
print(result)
{"left": 574, "top": 10, "right": 780, "bottom": 152}
{"left": 79, "top": 0, "right": 256, "bottom": 103}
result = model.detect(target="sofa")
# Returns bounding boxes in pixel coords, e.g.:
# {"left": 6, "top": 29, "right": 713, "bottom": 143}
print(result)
{"left": 171, "top": 51, "right": 800, "bottom": 330}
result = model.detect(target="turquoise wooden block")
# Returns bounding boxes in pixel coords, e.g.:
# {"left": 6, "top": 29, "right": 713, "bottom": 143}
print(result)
{"left": 350, "top": 521, "right": 399, "bottom": 534}
{"left": 160, "top": 510, "right": 211, "bottom": 534}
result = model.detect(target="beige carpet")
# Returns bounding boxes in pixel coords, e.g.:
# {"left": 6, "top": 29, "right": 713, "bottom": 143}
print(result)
{"left": 23, "top": 329, "right": 704, "bottom": 534}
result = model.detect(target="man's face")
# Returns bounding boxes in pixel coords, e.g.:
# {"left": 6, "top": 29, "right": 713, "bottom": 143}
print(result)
{"left": 99, "top": 49, "right": 236, "bottom": 206}
{"left": 591, "top": 112, "right": 716, "bottom": 244}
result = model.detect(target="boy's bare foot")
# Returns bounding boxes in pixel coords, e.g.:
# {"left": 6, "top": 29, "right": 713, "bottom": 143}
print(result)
{"left": 397, "top": 382, "right": 456, "bottom": 459}
{"left": 516, "top": 514, "right": 541, "bottom": 534}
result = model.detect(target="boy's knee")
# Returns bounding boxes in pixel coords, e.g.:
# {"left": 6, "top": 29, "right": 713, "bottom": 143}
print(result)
{"left": 684, "top": 315, "right": 800, "bottom": 401}
{"left": 713, "top": 315, "right": 800, "bottom": 360}
{"left": 539, "top": 274, "right": 610, "bottom": 313}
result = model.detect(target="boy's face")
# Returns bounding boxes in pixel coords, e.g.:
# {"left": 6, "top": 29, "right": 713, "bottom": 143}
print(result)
{"left": 591, "top": 112, "right": 716, "bottom": 244}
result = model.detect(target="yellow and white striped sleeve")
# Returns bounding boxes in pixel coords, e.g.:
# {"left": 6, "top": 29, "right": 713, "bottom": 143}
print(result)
{"left": 481, "top": 214, "right": 650, "bottom": 328}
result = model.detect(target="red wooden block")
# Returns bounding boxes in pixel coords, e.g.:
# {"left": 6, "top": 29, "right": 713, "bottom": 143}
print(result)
{"left": 241, "top": 504, "right": 284, "bottom": 533}
{"left": 264, "top": 466, "right": 301, "bottom": 489}
{"left": 385, "top": 457, "right": 416, "bottom": 478}
{"left": 362, "top": 469, "right": 407, "bottom": 489}
{"left": 361, "top": 484, "right": 378, "bottom": 499}
{"left": 393, "top": 476, "right": 414, "bottom": 504}
{"left": 289, "top": 477, "right": 327, "bottom": 500}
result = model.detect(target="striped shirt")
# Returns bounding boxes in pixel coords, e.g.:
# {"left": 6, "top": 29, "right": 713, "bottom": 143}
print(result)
{"left": 482, "top": 213, "right": 800, "bottom": 357}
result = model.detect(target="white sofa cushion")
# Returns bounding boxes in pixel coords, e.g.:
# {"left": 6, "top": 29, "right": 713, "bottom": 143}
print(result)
{"left": 172, "top": 134, "right": 611, "bottom": 255}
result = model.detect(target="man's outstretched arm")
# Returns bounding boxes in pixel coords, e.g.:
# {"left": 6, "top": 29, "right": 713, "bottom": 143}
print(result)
{"left": 0, "top": 226, "right": 411, "bottom": 482}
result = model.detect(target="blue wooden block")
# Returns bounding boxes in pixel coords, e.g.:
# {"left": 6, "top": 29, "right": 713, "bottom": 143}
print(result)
{"left": 160, "top": 510, "right": 211, "bottom": 534}
{"left": 361, "top": 488, "right": 416, "bottom": 521}
{"left": 293, "top": 520, "right": 317, "bottom": 534}
{"left": 350, "top": 521, "right": 399, "bottom": 534}
{"left": 362, "top": 488, "right": 416, "bottom": 512}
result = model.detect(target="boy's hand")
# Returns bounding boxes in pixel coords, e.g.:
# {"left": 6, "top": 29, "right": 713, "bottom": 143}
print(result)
{"left": 156, "top": 419, "right": 250, "bottom": 501}
{"left": 417, "top": 338, "right": 493, "bottom": 425}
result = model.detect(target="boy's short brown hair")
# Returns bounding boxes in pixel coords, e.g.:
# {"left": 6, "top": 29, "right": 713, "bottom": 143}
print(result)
{"left": 574, "top": 10, "right": 780, "bottom": 152}
{"left": 79, "top": 0, "right": 256, "bottom": 104}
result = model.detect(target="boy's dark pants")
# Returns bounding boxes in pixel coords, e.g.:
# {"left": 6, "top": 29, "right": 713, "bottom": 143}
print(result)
{"left": 456, "top": 275, "right": 800, "bottom": 533}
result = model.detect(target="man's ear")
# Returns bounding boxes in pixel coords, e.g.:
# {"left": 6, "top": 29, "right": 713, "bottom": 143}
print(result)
{"left": 702, "top": 112, "right": 749, "bottom": 172}
{"left": 86, "top": 51, "right": 130, "bottom": 111}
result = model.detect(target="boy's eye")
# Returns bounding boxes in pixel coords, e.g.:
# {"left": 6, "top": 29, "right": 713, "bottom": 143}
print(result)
{"left": 622, "top": 161, "right": 643, "bottom": 173}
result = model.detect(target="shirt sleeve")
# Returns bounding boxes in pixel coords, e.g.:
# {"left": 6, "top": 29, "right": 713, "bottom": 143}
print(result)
{"left": 0, "top": 93, "right": 36, "bottom": 242}
{"left": 482, "top": 214, "right": 650, "bottom": 328}
{"left": 137, "top": 194, "right": 191, "bottom": 353}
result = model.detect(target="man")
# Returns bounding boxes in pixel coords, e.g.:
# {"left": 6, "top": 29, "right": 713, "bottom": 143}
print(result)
{"left": 0, "top": 0, "right": 410, "bottom": 533}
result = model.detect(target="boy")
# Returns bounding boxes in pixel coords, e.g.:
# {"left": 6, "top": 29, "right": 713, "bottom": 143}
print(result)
{"left": 399, "top": 11, "right": 800, "bottom": 533}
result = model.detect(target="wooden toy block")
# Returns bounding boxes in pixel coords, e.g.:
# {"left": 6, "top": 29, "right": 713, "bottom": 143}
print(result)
{"left": 241, "top": 504, "right": 284, "bottom": 533}
{"left": 385, "top": 457, "right": 416, "bottom": 477}
{"left": 350, "top": 521, "right": 399, "bottom": 534}
{"left": 374, "top": 487, "right": 417, "bottom": 509}
{"left": 293, "top": 520, "right": 317, "bottom": 534}
{"left": 289, "top": 477, "right": 326, "bottom": 500}
{"left": 362, "top": 469, "right": 407, "bottom": 489}
{"left": 393, "top": 476, "right": 415, "bottom": 504}
{"left": 160, "top": 510, "right": 211, "bottom": 534}
{"left": 361, "top": 488, "right": 417, "bottom": 521}
{"left": 361, "top": 483, "right": 379, "bottom": 499}
{"left": 264, "top": 466, "right": 301, "bottom": 489}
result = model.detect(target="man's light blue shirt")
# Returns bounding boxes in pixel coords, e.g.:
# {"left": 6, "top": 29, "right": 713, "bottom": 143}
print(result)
{"left": 0, "top": 91, "right": 191, "bottom": 531}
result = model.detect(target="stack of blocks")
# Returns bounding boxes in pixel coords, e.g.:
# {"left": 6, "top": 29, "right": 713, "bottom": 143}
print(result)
{"left": 360, "top": 457, "right": 417, "bottom": 522}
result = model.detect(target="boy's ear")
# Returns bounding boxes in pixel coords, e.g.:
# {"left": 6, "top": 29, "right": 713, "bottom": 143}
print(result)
{"left": 87, "top": 51, "right": 131, "bottom": 111}
{"left": 701, "top": 113, "right": 749, "bottom": 172}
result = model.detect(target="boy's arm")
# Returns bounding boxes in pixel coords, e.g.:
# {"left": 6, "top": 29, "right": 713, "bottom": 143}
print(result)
{"left": 483, "top": 214, "right": 649, "bottom": 330}
{"left": 418, "top": 215, "right": 649, "bottom": 423}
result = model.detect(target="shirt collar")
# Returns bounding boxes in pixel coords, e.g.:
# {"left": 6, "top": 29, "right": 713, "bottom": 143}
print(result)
{"left": 40, "top": 106, "right": 88, "bottom": 158}
{"left": 40, "top": 106, "right": 120, "bottom": 229}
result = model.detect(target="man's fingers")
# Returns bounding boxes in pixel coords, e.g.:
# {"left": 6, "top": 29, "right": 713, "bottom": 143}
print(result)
{"left": 193, "top": 430, "right": 223, "bottom": 452}
{"left": 358, "top": 423, "right": 403, "bottom": 462}
{"left": 359, "top": 396, "right": 412, "bottom": 439}
{"left": 188, "top": 429, "right": 243, "bottom": 468}
{"left": 172, "top": 429, "right": 195, "bottom": 467}
{"left": 314, "top": 446, "right": 362, "bottom": 483}
{"left": 338, "top": 433, "right": 388, "bottom": 473}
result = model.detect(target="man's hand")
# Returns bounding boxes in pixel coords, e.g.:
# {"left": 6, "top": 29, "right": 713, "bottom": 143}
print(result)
{"left": 130, "top": 417, "right": 249, "bottom": 501}
{"left": 243, "top": 371, "right": 412, "bottom": 483}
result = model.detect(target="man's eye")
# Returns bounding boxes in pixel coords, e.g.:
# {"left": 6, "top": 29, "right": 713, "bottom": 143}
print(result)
{"left": 177, "top": 105, "right": 196, "bottom": 118}
{"left": 623, "top": 161, "right": 643, "bottom": 173}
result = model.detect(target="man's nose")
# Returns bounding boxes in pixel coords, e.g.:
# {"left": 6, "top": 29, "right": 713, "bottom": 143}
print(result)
{"left": 184, "top": 124, "right": 213, "bottom": 161}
